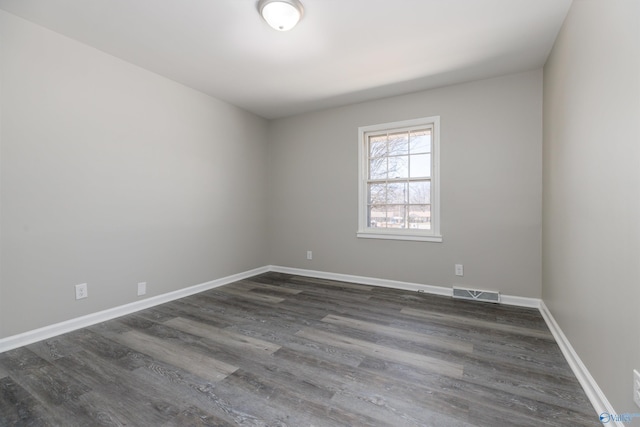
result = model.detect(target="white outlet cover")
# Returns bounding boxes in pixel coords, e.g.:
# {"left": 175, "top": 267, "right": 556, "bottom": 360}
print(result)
{"left": 137, "top": 282, "right": 147, "bottom": 296}
{"left": 75, "top": 283, "right": 88, "bottom": 300}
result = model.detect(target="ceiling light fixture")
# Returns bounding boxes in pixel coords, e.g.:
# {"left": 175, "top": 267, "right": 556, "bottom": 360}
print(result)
{"left": 258, "top": 0, "right": 304, "bottom": 32}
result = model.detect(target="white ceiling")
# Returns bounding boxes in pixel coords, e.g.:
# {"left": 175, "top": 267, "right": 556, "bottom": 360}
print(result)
{"left": 0, "top": 0, "right": 572, "bottom": 119}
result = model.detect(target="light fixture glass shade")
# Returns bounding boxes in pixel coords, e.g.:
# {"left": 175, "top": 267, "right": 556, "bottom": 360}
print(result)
{"left": 259, "top": 0, "right": 303, "bottom": 31}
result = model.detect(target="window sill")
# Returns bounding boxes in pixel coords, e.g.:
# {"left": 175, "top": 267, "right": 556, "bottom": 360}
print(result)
{"left": 356, "top": 231, "right": 443, "bottom": 242}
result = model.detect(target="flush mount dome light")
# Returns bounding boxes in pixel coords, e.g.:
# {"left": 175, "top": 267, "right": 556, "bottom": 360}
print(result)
{"left": 258, "top": 0, "right": 304, "bottom": 31}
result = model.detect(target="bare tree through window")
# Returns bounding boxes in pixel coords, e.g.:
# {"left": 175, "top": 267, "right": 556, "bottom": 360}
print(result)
{"left": 366, "top": 129, "right": 432, "bottom": 229}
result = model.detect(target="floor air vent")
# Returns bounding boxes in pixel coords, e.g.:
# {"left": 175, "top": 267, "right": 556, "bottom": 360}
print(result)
{"left": 452, "top": 287, "right": 500, "bottom": 303}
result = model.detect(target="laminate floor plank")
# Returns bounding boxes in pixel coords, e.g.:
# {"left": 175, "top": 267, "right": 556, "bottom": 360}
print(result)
{"left": 357, "top": 356, "right": 589, "bottom": 427}
{"left": 207, "top": 294, "right": 322, "bottom": 326}
{"left": 295, "top": 327, "right": 465, "bottom": 378}
{"left": 62, "top": 328, "right": 145, "bottom": 371}
{"left": 0, "top": 349, "right": 90, "bottom": 408}
{"left": 321, "top": 313, "right": 474, "bottom": 354}
{"left": 0, "top": 272, "right": 599, "bottom": 426}
{"left": 202, "top": 291, "right": 329, "bottom": 325}
{"left": 53, "top": 351, "right": 182, "bottom": 426}
{"left": 161, "top": 405, "right": 232, "bottom": 427}
{"left": 175, "top": 297, "right": 372, "bottom": 370}
{"left": 233, "top": 279, "right": 304, "bottom": 295}
{"left": 288, "top": 276, "right": 376, "bottom": 292}
{"left": 0, "top": 351, "right": 98, "bottom": 427}
{"left": 223, "top": 331, "right": 447, "bottom": 423}
{"left": 0, "top": 347, "right": 50, "bottom": 373}
{"left": 272, "top": 346, "right": 471, "bottom": 423}
{"left": 154, "top": 299, "right": 236, "bottom": 329}
{"left": 401, "top": 307, "right": 554, "bottom": 340}
{"left": 88, "top": 328, "right": 300, "bottom": 426}
{"left": 26, "top": 338, "right": 84, "bottom": 364}
{"left": 163, "top": 317, "right": 281, "bottom": 355}
{"left": 220, "top": 369, "right": 364, "bottom": 427}
{"left": 460, "top": 365, "right": 594, "bottom": 417}
{"left": 368, "top": 293, "right": 491, "bottom": 321}
{"left": 216, "top": 287, "right": 285, "bottom": 304}
{"left": 329, "top": 387, "right": 472, "bottom": 427}
{"left": 134, "top": 306, "right": 180, "bottom": 323}
{"left": 389, "top": 310, "right": 563, "bottom": 358}
{"left": 227, "top": 323, "right": 367, "bottom": 368}
{"left": 109, "top": 329, "right": 238, "bottom": 383}
{"left": 120, "top": 314, "right": 361, "bottom": 393}
{"left": 279, "top": 291, "right": 407, "bottom": 326}
{"left": 129, "top": 363, "right": 273, "bottom": 426}
{"left": 296, "top": 286, "right": 376, "bottom": 304}
{"left": 0, "top": 376, "right": 51, "bottom": 427}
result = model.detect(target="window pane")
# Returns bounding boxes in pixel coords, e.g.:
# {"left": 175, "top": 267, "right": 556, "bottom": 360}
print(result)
{"left": 410, "top": 153, "right": 430, "bottom": 178}
{"left": 369, "top": 158, "right": 387, "bottom": 180}
{"left": 408, "top": 204, "right": 431, "bottom": 230}
{"left": 386, "top": 204, "right": 406, "bottom": 229}
{"left": 368, "top": 205, "right": 387, "bottom": 228}
{"left": 387, "top": 182, "right": 408, "bottom": 204}
{"left": 369, "top": 135, "right": 387, "bottom": 158}
{"left": 367, "top": 183, "right": 386, "bottom": 205}
{"left": 409, "top": 181, "right": 430, "bottom": 204}
{"left": 388, "top": 156, "right": 408, "bottom": 178}
{"left": 409, "top": 130, "right": 431, "bottom": 154}
{"left": 388, "top": 132, "right": 409, "bottom": 155}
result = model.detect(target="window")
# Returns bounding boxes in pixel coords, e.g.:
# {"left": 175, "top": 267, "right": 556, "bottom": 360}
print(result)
{"left": 357, "top": 116, "right": 441, "bottom": 242}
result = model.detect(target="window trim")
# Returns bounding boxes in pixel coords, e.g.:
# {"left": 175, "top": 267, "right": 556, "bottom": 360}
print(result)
{"left": 357, "top": 116, "right": 442, "bottom": 242}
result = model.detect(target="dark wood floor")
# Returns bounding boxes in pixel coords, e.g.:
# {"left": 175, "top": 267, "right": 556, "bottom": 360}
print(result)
{"left": 0, "top": 272, "right": 598, "bottom": 426}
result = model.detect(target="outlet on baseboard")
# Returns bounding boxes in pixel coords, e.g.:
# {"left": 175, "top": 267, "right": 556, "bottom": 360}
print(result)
{"left": 137, "top": 282, "right": 147, "bottom": 297}
{"left": 306, "top": 251, "right": 312, "bottom": 260}
{"left": 75, "top": 283, "right": 88, "bottom": 300}
{"left": 455, "top": 264, "right": 464, "bottom": 276}
{"left": 634, "top": 369, "right": 640, "bottom": 408}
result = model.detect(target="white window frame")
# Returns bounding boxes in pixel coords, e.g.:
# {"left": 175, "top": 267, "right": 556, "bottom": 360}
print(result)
{"left": 357, "top": 116, "right": 442, "bottom": 242}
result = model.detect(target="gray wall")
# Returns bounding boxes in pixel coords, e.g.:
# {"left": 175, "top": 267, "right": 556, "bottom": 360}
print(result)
{"left": 0, "top": 11, "right": 269, "bottom": 337}
{"left": 268, "top": 70, "right": 543, "bottom": 298}
{"left": 542, "top": 0, "right": 640, "bottom": 412}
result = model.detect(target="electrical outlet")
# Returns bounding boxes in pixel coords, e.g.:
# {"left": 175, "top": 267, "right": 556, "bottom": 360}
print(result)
{"left": 307, "top": 250, "right": 312, "bottom": 260}
{"left": 634, "top": 369, "right": 640, "bottom": 408}
{"left": 455, "top": 264, "right": 464, "bottom": 276}
{"left": 137, "top": 282, "right": 147, "bottom": 296}
{"left": 75, "top": 283, "right": 88, "bottom": 300}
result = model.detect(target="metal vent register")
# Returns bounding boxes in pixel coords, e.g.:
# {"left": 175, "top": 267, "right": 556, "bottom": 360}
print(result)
{"left": 452, "top": 287, "right": 500, "bottom": 303}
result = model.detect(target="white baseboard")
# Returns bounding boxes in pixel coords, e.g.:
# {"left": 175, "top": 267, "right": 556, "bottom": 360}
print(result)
{"left": 269, "top": 265, "right": 541, "bottom": 308}
{"left": 539, "top": 301, "right": 619, "bottom": 426}
{"left": 500, "top": 294, "right": 541, "bottom": 309}
{"left": 0, "top": 266, "right": 269, "bottom": 353}
{"left": 269, "top": 265, "right": 452, "bottom": 296}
